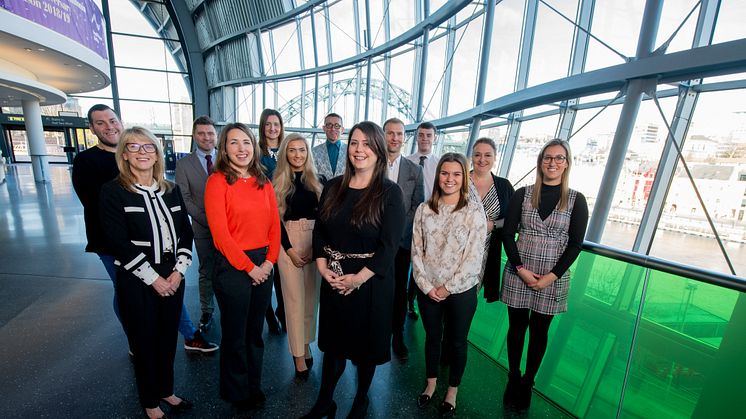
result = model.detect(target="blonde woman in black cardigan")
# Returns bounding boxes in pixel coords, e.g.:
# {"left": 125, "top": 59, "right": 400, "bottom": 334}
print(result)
{"left": 100, "top": 127, "right": 194, "bottom": 419}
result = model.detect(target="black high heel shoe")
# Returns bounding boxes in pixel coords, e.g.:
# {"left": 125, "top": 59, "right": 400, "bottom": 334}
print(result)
{"left": 300, "top": 400, "right": 337, "bottom": 419}
{"left": 161, "top": 398, "right": 193, "bottom": 412}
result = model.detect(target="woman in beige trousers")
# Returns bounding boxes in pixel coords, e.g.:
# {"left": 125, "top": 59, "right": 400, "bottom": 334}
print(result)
{"left": 272, "top": 133, "right": 324, "bottom": 378}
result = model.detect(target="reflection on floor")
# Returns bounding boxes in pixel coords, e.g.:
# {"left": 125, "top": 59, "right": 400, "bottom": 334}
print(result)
{"left": 0, "top": 164, "right": 571, "bottom": 418}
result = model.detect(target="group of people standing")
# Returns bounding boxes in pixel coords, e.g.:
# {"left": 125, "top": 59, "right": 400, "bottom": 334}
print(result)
{"left": 72, "top": 103, "right": 588, "bottom": 418}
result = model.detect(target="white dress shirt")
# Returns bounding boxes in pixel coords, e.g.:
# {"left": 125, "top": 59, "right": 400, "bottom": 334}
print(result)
{"left": 386, "top": 154, "right": 402, "bottom": 182}
{"left": 406, "top": 152, "right": 439, "bottom": 199}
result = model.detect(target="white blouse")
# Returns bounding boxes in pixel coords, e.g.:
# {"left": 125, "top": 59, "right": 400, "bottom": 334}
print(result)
{"left": 411, "top": 199, "right": 487, "bottom": 295}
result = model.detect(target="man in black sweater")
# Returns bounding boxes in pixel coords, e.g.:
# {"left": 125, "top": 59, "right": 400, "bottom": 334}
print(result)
{"left": 72, "top": 104, "right": 217, "bottom": 353}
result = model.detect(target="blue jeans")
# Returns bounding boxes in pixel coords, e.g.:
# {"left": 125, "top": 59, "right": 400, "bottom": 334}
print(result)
{"left": 99, "top": 253, "right": 197, "bottom": 340}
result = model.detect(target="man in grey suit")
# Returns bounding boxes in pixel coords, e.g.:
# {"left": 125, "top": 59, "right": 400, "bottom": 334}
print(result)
{"left": 175, "top": 115, "right": 218, "bottom": 331}
{"left": 312, "top": 112, "right": 347, "bottom": 179}
{"left": 384, "top": 117, "right": 425, "bottom": 359}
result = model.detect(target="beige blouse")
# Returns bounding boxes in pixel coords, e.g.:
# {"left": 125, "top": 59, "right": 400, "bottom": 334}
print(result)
{"left": 411, "top": 199, "right": 487, "bottom": 295}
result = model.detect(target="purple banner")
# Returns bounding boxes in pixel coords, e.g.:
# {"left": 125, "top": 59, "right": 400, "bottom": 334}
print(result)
{"left": 1, "top": 0, "right": 108, "bottom": 60}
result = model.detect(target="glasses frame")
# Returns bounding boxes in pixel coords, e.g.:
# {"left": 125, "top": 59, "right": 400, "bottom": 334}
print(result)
{"left": 542, "top": 155, "right": 567, "bottom": 164}
{"left": 125, "top": 143, "right": 158, "bottom": 153}
{"left": 324, "top": 123, "right": 342, "bottom": 130}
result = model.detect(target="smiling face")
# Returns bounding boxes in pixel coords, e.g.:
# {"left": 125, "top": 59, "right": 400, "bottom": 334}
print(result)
{"left": 348, "top": 128, "right": 378, "bottom": 174}
{"left": 438, "top": 161, "right": 464, "bottom": 199}
{"left": 225, "top": 128, "right": 254, "bottom": 173}
{"left": 193, "top": 123, "right": 216, "bottom": 153}
{"left": 472, "top": 142, "right": 496, "bottom": 175}
{"left": 286, "top": 138, "right": 308, "bottom": 171}
{"left": 122, "top": 136, "right": 158, "bottom": 176}
{"left": 541, "top": 144, "right": 568, "bottom": 185}
{"left": 264, "top": 115, "right": 282, "bottom": 143}
{"left": 384, "top": 121, "right": 405, "bottom": 156}
{"left": 90, "top": 108, "right": 123, "bottom": 149}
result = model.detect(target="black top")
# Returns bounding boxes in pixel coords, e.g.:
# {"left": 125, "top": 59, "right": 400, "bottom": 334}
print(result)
{"left": 502, "top": 184, "right": 588, "bottom": 278}
{"left": 280, "top": 171, "right": 321, "bottom": 250}
{"left": 72, "top": 146, "right": 120, "bottom": 254}
{"left": 481, "top": 175, "right": 515, "bottom": 303}
{"left": 312, "top": 177, "right": 405, "bottom": 364}
{"left": 99, "top": 181, "right": 193, "bottom": 281}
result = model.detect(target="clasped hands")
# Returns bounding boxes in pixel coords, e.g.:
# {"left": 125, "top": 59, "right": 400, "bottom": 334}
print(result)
{"left": 248, "top": 260, "right": 274, "bottom": 285}
{"left": 320, "top": 267, "right": 363, "bottom": 296}
{"left": 427, "top": 286, "right": 450, "bottom": 302}
{"left": 152, "top": 271, "right": 183, "bottom": 297}
{"left": 287, "top": 248, "right": 311, "bottom": 268}
{"left": 517, "top": 268, "right": 556, "bottom": 290}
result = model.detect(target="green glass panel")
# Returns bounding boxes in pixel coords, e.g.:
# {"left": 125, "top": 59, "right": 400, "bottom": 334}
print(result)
{"left": 470, "top": 249, "right": 746, "bottom": 418}
{"left": 620, "top": 271, "right": 740, "bottom": 418}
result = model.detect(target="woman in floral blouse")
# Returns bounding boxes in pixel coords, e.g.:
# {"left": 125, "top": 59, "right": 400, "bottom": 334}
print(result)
{"left": 411, "top": 153, "right": 487, "bottom": 415}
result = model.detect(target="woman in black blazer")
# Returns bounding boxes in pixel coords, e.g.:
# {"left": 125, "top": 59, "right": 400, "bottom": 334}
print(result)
{"left": 470, "top": 137, "right": 514, "bottom": 302}
{"left": 100, "top": 127, "right": 194, "bottom": 419}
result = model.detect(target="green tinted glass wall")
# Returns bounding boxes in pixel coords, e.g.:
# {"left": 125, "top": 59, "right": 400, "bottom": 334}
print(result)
{"left": 469, "top": 250, "right": 746, "bottom": 418}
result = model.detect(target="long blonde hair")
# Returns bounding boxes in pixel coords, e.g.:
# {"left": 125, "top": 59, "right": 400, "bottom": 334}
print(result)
{"left": 532, "top": 139, "right": 572, "bottom": 210}
{"left": 115, "top": 127, "right": 172, "bottom": 192}
{"left": 273, "top": 133, "right": 323, "bottom": 218}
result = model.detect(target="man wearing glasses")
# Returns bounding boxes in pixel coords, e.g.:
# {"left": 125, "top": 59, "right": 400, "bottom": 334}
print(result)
{"left": 73, "top": 104, "right": 217, "bottom": 355}
{"left": 312, "top": 112, "right": 347, "bottom": 180}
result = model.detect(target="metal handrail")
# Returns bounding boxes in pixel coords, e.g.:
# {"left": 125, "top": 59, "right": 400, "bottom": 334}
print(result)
{"left": 582, "top": 241, "right": 746, "bottom": 293}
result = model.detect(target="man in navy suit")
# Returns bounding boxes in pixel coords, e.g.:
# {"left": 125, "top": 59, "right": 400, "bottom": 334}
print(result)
{"left": 175, "top": 116, "right": 221, "bottom": 335}
{"left": 384, "top": 118, "right": 425, "bottom": 359}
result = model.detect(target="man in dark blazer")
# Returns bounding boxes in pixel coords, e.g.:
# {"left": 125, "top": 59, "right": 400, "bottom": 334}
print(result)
{"left": 175, "top": 116, "right": 219, "bottom": 332}
{"left": 384, "top": 117, "right": 425, "bottom": 359}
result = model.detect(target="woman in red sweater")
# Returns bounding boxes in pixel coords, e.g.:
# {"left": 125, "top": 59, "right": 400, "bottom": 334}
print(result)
{"left": 205, "top": 122, "right": 281, "bottom": 411}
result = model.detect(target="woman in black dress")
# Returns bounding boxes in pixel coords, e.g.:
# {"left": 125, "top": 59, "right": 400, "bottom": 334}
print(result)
{"left": 303, "top": 121, "right": 405, "bottom": 418}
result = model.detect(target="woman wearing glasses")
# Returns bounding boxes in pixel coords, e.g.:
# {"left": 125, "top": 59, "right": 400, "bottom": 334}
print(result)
{"left": 500, "top": 139, "right": 588, "bottom": 410}
{"left": 100, "top": 127, "right": 194, "bottom": 419}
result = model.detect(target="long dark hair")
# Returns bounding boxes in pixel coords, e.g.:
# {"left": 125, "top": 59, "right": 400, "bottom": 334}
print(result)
{"left": 320, "top": 121, "right": 388, "bottom": 228}
{"left": 258, "top": 108, "right": 284, "bottom": 156}
{"left": 428, "top": 153, "right": 470, "bottom": 214}
{"left": 214, "top": 122, "right": 268, "bottom": 187}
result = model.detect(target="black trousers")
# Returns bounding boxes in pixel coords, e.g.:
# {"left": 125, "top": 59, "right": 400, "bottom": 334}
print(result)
{"left": 392, "top": 247, "right": 411, "bottom": 335}
{"left": 213, "top": 248, "right": 273, "bottom": 402}
{"left": 417, "top": 285, "right": 477, "bottom": 387}
{"left": 117, "top": 258, "right": 184, "bottom": 409}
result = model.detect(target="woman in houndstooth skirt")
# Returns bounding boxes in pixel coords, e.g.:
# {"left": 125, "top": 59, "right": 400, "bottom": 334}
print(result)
{"left": 500, "top": 139, "right": 588, "bottom": 410}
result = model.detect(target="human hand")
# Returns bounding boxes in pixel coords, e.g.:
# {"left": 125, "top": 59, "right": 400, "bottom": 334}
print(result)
{"left": 427, "top": 288, "right": 444, "bottom": 302}
{"left": 287, "top": 248, "right": 306, "bottom": 268}
{"left": 335, "top": 274, "right": 363, "bottom": 296}
{"left": 529, "top": 273, "right": 557, "bottom": 290}
{"left": 486, "top": 219, "right": 494, "bottom": 232}
{"left": 166, "top": 270, "right": 183, "bottom": 292}
{"left": 319, "top": 267, "right": 339, "bottom": 285}
{"left": 152, "top": 277, "right": 173, "bottom": 297}
{"left": 260, "top": 260, "right": 274, "bottom": 275}
{"left": 518, "top": 268, "right": 540, "bottom": 287}
{"left": 248, "top": 265, "right": 269, "bottom": 285}
{"left": 435, "top": 286, "right": 450, "bottom": 300}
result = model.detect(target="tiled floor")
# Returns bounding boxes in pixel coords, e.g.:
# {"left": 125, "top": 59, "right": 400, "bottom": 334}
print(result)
{"left": 0, "top": 164, "right": 571, "bottom": 418}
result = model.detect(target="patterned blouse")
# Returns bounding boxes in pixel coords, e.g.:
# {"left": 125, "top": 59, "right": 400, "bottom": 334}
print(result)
{"left": 411, "top": 199, "right": 487, "bottom": 295}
